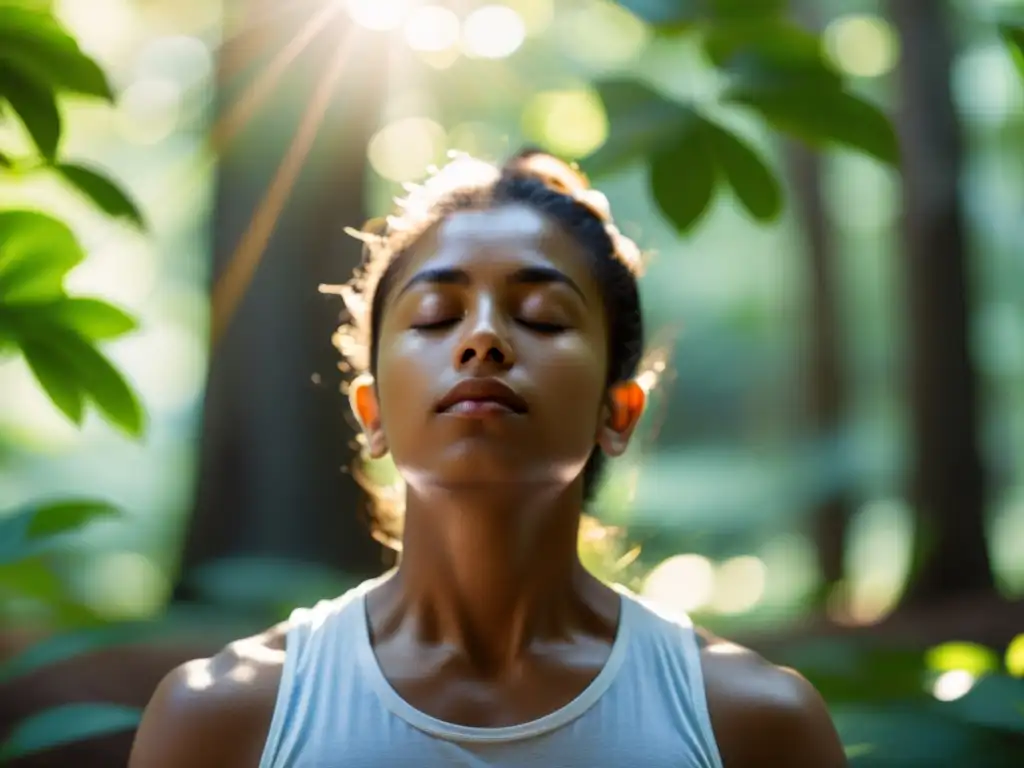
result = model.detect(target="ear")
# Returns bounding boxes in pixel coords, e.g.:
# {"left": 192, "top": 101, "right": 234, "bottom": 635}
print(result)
{"left": 596, "top": 379, "right": 646, "bottom": 458}
{"left": 349, "top": 373, "right": 388, "bottom": 459}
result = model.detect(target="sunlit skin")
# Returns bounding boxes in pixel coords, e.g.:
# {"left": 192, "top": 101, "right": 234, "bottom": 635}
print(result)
{"left": 129, "top": 206, "right": 847, "bottom": 767}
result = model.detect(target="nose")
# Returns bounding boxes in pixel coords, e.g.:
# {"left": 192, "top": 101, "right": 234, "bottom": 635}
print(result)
{"left": 453, "top": 300, "right": 516, "bottom": 371}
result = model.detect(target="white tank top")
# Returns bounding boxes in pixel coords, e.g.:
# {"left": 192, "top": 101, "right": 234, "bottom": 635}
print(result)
{"left": 258, "top": 580, "right": 724, "bottom": 767}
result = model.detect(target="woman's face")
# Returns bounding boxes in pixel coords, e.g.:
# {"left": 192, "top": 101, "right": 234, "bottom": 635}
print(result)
{"left": 357, "top": 204, "right": 640, "bottom": 494}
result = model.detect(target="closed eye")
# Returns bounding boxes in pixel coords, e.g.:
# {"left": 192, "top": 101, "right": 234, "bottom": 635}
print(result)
{"left": 518, "top": 320, "right": 568, "bottom": 334}
{"left": 411, "top": 318, "right": 460, "bottom": 331}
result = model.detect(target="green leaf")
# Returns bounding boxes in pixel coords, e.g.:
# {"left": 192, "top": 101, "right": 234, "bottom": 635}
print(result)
{"left": 583, "top": 79, "right": 694, "bottom": 176}
{"left": 56, "top": 163, "right": 145, "bottom": 228}
{"left": 0, "top": 556, "right": 63, "bottom": 598}
{"left": 0, "top": 704, "right": 141, "bottom": 761}
{"left": 706, "top": 121, "right": 781, "bottom": 221}
{"left": 24, "top": 499, "right": 120, "bottom": 540}
{"left": 41, "top": 297, "right": 138, "bottom": 340}
{"left": 0, "top": 5, "right": 113, "bottom": 100}
{"left": 944, "top": 674, "right": 1024, "bottom": 735}
{"left": 45, "top": 329, "right": 145, "bottom": 437}
{"left": 21, "top": 337, "right": 84, "bottom": 424}
{"left": 0, "top": 210, "right": 84, "bottom": 302}
{"left": 1000, "top": 24, "right": 1024, "bottom": 80}
{"left": 703, "top": 17, "right": 828, "bottom": 73}
{"left": 725, "top": 82, "right": 899, "bottom": 165}
{"left": 648, "top": 110, "right": 717, "bottom": 232}
{"left": 0, "top": 63, "right": 60, "bottom": 159}
{"left": 0, "top": 149, "right": 12, "bottom": 168}
{"left": 0, "top": 499, "right": 119, "bottom": 565}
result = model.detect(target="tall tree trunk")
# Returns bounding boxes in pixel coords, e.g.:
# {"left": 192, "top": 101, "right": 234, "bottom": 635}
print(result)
{"left": 788, "top": 142, "right": 853, "bottom": 602}
{"left": 887, "top": 0, "right": 993, "bottom": 607}
{"left": 174, "top": 2, "right": 386, "bottom": 600}
{"left": 785, "top": 0, "right": 853, "bottom": 607}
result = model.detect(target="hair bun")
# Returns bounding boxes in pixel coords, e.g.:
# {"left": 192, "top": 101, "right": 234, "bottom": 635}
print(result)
{"left": 503, "top": 149, "right": 618, "bottom": 225}
{"left": 505, "top": 149, "right": 590, "bottom": 194}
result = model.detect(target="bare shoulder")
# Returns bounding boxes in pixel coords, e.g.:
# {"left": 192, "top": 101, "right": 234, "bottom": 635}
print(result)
{"left": 128, "top": 622, "right": 289, "bottom": 768}
{"left": 696, "top": 629, "right": 847, "bottom": 768}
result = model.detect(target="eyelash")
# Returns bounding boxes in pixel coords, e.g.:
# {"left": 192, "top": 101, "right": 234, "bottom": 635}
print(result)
{"left": 410, "top": 318, "right": 567, "bottom": 334}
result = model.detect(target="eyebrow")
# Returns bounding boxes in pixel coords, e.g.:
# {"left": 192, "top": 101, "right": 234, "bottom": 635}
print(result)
{"left": 396, "top": 265, "right": 587, "bottom": 303}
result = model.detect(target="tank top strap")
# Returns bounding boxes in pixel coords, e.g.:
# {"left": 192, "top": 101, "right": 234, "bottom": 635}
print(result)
{"left": 615, "top": 588, "right": 724, "bottom": 768}
{"left": 258, "top": 583, "right": 373, "bottom": 768}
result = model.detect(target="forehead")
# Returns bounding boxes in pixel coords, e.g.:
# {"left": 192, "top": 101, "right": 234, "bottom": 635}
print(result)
{"left": 398, "top": 205, "right": 597, "bottom": 287}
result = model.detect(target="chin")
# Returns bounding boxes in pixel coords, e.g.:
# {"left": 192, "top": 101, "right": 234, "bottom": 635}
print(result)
{"left": 401, "top": 445, "right": 585, "bottom": 495}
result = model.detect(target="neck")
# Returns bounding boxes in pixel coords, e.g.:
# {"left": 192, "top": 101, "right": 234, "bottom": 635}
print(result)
{"left": 385, "top": 483, "right": 602, "bottom": 671}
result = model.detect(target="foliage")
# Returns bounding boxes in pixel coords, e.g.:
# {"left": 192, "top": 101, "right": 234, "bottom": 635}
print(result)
{"left": 0, "top": 1, "right": 147, "bottom": 760}
{"left": 589, "top": 1, "right": 898, "bottom": 232}
{"left": 1002, "top": 23, "right": 1024, "bottom": 81}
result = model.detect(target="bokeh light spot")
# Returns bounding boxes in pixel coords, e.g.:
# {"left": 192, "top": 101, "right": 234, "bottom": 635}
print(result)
{"left": 117, "top": 78, "right": 183, "bottom": 146}
{"left": 368, "top": 117, "right": 447, "bottom": 182}
{"left": 710, "top": 555, "right": 767, "bottom": 615}
{"left": 560, "top": 0, "right": 649, "bottom": 71}
{"left": 462, "top": 5, "right": 526, "bottom": 60}
{"left": 642, "top": 554, "right": 715, "bottom": 614}
{"left": 932, "top": 669, "right": 976, "bottom": 702}
{"left": 1006, "top": 634, "right": 1024, "bottom": 678}
{"left": 81, "top": 552, "right": 169, "bottom": 620}
{"left": 404, "top": 6, "right": 461, "bottom": 52}
{"left": 345, "top": 0, "right": 412, "bottom": 31}
{"left": 824, "top": 14, "right": 899, "bottom": 78}
{"left": 521, "top": 88, "right": 608, "bottom": 159}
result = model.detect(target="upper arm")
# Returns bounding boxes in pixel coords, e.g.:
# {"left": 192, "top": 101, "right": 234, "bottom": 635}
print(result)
{"left": 749, "top": 668, "right": 847, "bottom": 767}
{"left": 129, "top": 641, "right": 282, "bottom": 768}
{"left": 129, "top": 659, "right": 235, "bottom": 768}
{"left": 700, "top": 639, "right": 846, "bottom": 768}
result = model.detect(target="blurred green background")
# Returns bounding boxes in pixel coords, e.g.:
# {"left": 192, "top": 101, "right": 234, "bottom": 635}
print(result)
{"left": 1, "top": 0, "right": 1024, "bottom": 765}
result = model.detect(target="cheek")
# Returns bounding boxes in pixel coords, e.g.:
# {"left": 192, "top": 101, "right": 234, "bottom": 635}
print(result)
{"left": 529, "top": 335, "right": 607, "bottom": 411}
{"left": 373, "top": 334, "right": 437, "bottom": 423}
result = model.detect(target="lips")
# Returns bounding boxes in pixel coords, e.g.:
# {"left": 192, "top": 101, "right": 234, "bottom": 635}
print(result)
{"left": 435, "top": 378, "right": 528, "bottom": 415}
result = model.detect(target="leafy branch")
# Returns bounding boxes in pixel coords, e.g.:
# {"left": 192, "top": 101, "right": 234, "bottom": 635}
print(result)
{"left": 0, "top": 2, "right": 145, "bottom": 434}
{"left": 0, "top": 4, "right": 149, "bottom": 758}
{"left": 589, "top": 1, "right": 899, "bottom": 232}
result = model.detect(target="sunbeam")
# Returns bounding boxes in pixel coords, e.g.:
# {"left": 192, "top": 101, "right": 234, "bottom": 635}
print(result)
{"left": 210, "top": 27, "right": 361, "bottom": 346}
{"left": 211, "top": 1, "right": 343, "bottom": 150}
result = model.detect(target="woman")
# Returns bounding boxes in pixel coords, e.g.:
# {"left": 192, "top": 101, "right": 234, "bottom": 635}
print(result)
{"left": 130, "top": 151, "right": 846, "bottom": 767}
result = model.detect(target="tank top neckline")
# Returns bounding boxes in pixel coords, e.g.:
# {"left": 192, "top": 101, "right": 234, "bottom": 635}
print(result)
{"left": 352, "top": 586, "right": 635, "bottom": 744}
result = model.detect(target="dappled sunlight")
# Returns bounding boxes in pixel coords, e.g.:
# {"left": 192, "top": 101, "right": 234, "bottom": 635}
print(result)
{"left": 183, "top": 659, "right": 215, "bottom": 692}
